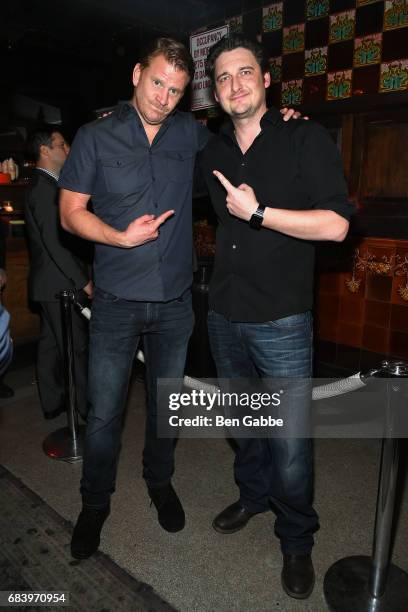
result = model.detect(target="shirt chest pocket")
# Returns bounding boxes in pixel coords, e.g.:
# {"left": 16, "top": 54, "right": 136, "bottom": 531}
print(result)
{"left": 100, "top": 155, "right": 147, "bottom": 193}
{"left": 164, "top": 150, "right": 195, "bottom": 183}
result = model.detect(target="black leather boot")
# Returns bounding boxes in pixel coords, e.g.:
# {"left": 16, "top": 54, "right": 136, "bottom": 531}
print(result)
{"left": 148, "top": 483, "right": 185, "bottom": 532}
{"left": 71, "top": 505, "right": 110, "bottom": 559}
{"left": 212, "top": 501, "right": 258, "bottom": 534}
{"left": 281, "top": 553, "right": 315, "bottom": 599}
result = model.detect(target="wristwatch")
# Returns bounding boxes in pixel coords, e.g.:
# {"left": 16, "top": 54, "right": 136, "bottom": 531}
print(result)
{"left": 249, "top": 204, "right": 265, "bottom": 230}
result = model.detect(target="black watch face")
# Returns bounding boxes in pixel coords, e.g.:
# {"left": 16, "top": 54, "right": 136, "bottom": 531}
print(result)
{"left": 250, "top": 212, "right": 263, "bottom": 229}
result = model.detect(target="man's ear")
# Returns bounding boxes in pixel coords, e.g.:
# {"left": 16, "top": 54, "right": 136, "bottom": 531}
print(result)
{"left": 213, "top": 88, "right": 219, "bottom": 103}
{"left": 264, "top": 71, "right": 271, "bottom": 90}
{"left": 39, "top": 144, "right": 50, "bottom": 159}
{"left": 132, "top": 63, "right": 142, "bottom": 87}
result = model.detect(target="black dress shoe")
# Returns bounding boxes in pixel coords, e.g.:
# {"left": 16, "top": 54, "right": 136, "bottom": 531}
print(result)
{"left": 44, "top": 406, "right": 66, "bottom": 420}
{"left": 0, "top": 381, "right": 14, "bottom": 398}
{"left": 212, "top": 501, "right": 257, "bottom": 534}
{"left": 148, "top": 483, "right": 185, "bottom": 532}
{"left": 281, "top": 553, "right": 315, "bottom": 599}
{"left": 71, "top": 505, "right": 110, "bottom": 559}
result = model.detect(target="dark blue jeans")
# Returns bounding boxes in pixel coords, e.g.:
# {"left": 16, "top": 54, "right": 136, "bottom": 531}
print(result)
{"left": 81, "top": 287, "right": 194, "bottom": 508}
{"left": 207, "top": 310, "right": 319, "bottom": 554}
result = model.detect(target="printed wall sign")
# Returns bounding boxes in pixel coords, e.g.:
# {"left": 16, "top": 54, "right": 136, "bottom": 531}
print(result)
{"left": 268, "top": 56, "right": 282, "bottom": 83}
{"left": 306, "top": 0, "right": 330, "bottom": 21}
{"left": 380, "top": 59, "right": 408, "bottom": 92}
{"left": 283, "top": 24, "right": 305, "bottom": 54}
{"left": 327, "top": 70, "right": 352, "bottom": 99}
{"left": 384, "top": 0, "right": 408, "bottom": 31}
{"left": 305, "top": 46, "right": 328, "bottom": 76}
{"left": 281, "top": 79, "right": 303, "bottom": 105}
{"left": 354, "top": 34, "right": 382, "bottom": 66}
{"left": 330, "top": 10, "right": 356, "bottom": 43}
{"left": 190, "top": 25, "right": 229, "bottom": 110}
{"left": 263, "top": 3, "right": 283, "bottom": 32}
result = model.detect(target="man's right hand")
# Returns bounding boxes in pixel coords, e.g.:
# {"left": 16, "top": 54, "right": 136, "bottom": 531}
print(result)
{"left": 83, "top": 280, "right": 94, "bottom": 298}
{"left": 121, "top": 211, "right": 174, "bottom": 248}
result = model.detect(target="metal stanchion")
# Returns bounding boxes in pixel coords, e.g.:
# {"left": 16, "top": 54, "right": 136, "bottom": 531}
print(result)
{"left": 324, "top": 360, "right": 408, "bottom": 612}
{"left": 43, "top": 290, "right": 85, "bottom": 462}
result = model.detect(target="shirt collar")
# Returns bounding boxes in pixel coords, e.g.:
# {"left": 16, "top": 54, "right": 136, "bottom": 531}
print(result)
{"left": 220, "top": 106, "right": 282, "bottom": 141}
{"left": 116, "top": 100, "right": 139, "bottom": 121}
{"left": 36, "top": 167, "right": 59, "bottom": 181}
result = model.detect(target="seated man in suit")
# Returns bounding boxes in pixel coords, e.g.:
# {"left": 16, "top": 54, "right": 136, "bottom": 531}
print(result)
{"left": 25, "top": 128, "right": 92, "bottom": 419}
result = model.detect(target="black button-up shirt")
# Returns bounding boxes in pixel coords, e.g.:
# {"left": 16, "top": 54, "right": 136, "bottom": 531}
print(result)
{"left": 59, "top": 102, "right": 209, "bottom": 301}
{"left": 200, "top": 107, "right": 354, "bottom": 322}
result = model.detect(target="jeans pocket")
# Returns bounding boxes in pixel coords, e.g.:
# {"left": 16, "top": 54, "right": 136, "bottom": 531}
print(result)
{"left": 267, "top": 311, "right": 312, "bottom": 329}
{"left": 94, "top": 287, "right": 120, "bottom": 303}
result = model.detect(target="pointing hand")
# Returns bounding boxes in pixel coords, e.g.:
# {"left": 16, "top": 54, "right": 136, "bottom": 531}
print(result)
{"left": 213, "top": 170, "right": 258, "bottom": 221}
{"left": 122, "top": 210, "right": 174, "bottom": 247}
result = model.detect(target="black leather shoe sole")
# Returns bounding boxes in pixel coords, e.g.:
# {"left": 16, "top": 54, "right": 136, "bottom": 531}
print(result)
{"left": 212, "top": 515, "right": 254, "bottom": 534}
{"left": 212, "top": 502, "right": 258, "bottom": 534}
{"left": 44, "top": 406, "right": 66, "bottom": 420}
{"left": 281, "top": 554, "right": 315, "bottom": 600}
{"left": 281, "top": 574, "right": 315, "bottom": 599}
{"left": 71, "top": 544, "right": 95, "bottom": 560}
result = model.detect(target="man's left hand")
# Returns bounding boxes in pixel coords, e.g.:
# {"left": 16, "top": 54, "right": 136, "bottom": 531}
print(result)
{"left": 213, "top": 171, "right": 258, "bottom": 221}
{"left": 280, "top": 107, "right": 308, "bottom": 121}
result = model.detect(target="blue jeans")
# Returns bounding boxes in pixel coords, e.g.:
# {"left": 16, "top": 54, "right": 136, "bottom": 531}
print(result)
{"left": 207, "top": 310, "right": 319, "bottom": 554}
{"left": 81, "top": 287, "right": 194, "bottom": 508}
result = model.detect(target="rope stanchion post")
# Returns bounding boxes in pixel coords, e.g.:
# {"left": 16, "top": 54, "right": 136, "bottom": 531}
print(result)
{"left": 43, "top": 290, "right": 85, "bottom": 462}
{"left": 323, "top": 360, "right": 408, "bottom": 612}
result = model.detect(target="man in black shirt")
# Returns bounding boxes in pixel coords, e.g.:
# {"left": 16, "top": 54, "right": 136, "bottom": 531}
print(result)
{"left": 201, "top": 34, "right": 353, "bottom": 599}
{"left": 59, "top": 35, "right": 302, "bottom": 561}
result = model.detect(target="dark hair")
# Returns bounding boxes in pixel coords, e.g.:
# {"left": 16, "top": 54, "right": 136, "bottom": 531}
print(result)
{"left": 26, "top": 128, "right": 58, "bottom": 162}
{"left": 205, "top": 33, "right": 269, "bottom": 86}
{"left": 139, "top": 37, "right": 194, "bottom": 81}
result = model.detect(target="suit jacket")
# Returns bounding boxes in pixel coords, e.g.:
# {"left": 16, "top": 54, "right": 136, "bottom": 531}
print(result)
{"left": 25, "top": 169, "right": 89, "bottom": 302}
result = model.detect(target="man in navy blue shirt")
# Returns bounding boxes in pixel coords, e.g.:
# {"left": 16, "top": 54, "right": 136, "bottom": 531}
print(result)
{"left": 60, "top": 38, "right": 210, "bottom": 559}
{"left": 60, "top": 36, "right": 299, "bottom": 560}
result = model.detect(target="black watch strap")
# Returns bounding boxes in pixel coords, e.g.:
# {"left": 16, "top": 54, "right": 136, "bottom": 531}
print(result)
{"left": 249, "top": 204, "right": 265, "bottom": 230}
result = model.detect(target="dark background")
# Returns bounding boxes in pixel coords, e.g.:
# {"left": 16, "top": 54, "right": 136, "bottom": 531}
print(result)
{"left": 2, "top": 0, "right": 407, "bottom": 143}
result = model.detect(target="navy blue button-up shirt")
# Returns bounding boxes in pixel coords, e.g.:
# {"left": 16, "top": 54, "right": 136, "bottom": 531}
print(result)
{"left": 59, "top": 102, "right": 210, "bottom": 301}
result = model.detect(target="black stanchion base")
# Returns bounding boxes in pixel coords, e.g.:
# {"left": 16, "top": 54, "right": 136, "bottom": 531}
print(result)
{"left": 43, "top": 426, "right": 85, "bottom": 463}
{"left": 324, "top": 555, "right": 408, "bottom": 612}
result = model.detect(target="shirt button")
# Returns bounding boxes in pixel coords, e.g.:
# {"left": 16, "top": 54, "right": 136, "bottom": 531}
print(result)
{"left": 241, "top": 162, "right": 245, "bottom": 167}
{"left": 159, "top": 256, "right": 163, "bottom": 263}
{"left": 154, "top": 202, "right": 158, "bottom": 209}
{"left": 232, "top": 244, "right": 237, "bottom": 250}
{"left": 152, "top": 176, "right": 156, "bottom": 181}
